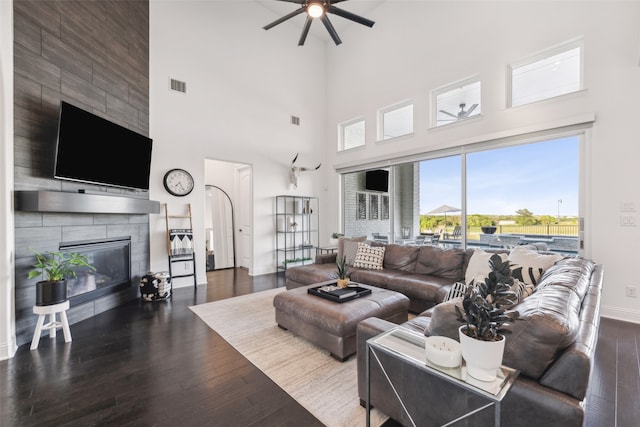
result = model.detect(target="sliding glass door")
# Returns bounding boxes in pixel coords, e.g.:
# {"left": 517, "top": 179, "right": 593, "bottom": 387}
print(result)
{"left": 342, "top": 134, "right": 580, "bottom": 254}
{"left": 466, "top": 136, "right": 579, "bottom": 252}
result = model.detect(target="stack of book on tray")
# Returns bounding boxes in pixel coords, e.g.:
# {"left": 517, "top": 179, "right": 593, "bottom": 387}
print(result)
{"left": 318, "top": 285, "right": 358, "bottom": 299}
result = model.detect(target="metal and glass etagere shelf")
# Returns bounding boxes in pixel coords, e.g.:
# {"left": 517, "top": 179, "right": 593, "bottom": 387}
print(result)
{"left": 275, "top": 195, "right": 319, "bottom": 271}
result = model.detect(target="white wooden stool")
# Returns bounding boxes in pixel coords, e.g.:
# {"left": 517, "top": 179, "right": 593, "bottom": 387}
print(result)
{"left": 30, "top": 300, "right": 71, "bottom": 350}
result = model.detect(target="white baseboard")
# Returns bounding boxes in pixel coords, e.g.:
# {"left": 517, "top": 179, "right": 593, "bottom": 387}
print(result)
{"left": 0, "top": 339, "right": 18, "bottom": 361}
{"left": 600, "top": 304, "right": 640, "bottom": 324}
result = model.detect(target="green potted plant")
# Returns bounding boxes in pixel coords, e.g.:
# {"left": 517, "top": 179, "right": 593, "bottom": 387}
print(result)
{"left": 455, "top": 253, "right": 519, "bottom": 381}
{"left": 28, "top": 249, "right": 95, "bottom": 306}
{"left": 336, "top": 255, "right": 349, "bottom": 288}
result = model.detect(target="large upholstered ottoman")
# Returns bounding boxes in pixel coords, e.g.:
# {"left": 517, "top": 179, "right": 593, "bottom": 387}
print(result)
{"left": 273, "top": 282, "right": 410, "bottom": 361}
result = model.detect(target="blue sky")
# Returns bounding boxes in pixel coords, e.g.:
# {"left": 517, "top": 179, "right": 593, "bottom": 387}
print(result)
{"left": 419, "top": 136, "right": 579, "bottom": 216}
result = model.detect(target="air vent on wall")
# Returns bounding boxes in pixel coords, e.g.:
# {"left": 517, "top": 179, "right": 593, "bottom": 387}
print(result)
{"left": 170, "top": 78, "right": 187, "bottom": 93}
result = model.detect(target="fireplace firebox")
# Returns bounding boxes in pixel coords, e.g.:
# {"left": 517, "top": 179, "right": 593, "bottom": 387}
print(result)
{"left": 59, "top": 236, "right": 132, "bottom": 305}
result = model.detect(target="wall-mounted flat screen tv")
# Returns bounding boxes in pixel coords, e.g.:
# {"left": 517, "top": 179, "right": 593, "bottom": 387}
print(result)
{"left": 54, "top": 101, "right": 153, "bottom": 190}
{"left": 365, "top": 169, "right": 389, "bottom": 192}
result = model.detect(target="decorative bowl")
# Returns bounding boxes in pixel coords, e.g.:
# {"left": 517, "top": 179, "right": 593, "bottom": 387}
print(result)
{"left": 481, "top": 226, "right": 497, "bottom": 234}
{"left": 425, "top": 336, "right": 462, "bottom": 368}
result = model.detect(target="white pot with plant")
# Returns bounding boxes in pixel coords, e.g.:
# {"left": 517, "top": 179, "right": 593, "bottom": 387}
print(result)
{"left": 28, "top": 249, "right": 95, "bottom": 306}
{"left": 455, "top": 254, "right": 519, "bottom": 381}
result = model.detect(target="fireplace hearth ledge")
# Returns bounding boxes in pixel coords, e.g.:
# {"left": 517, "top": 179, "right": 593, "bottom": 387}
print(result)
{"left": 15, "top": 191, "right": 160, "bottom": 214}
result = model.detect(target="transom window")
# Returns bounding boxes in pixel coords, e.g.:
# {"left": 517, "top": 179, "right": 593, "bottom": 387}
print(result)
{"left": 510, "top": 41, "right": 583, "bottom": 107}
{"left": 378, "top": 101, "right": 413, "bottom": 141}
{"left": 433, "top": 78, "right": 481, "bottom": 127}
{"left": 339, "top": 117, "right": 365, "bottom": 151}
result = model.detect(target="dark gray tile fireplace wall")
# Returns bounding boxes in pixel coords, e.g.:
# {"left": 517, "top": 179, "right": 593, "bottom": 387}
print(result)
{"left": 13, "top": 0, "right": 150, "bottom": 346}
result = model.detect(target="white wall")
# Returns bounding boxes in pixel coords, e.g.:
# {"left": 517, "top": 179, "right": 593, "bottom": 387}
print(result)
{"left": 149, "top": 1, "right": 327, "bottom": 282}
{"left": 323, "top": 1, "right": 640, "bottom": 321}
{"left": 0, "top": 0, "right": 16, "bottom": 360}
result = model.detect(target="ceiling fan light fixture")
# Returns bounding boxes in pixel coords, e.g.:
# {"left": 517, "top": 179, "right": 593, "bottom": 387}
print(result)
{"left": 307, "top": 2, "right": 325, "bottom": 18}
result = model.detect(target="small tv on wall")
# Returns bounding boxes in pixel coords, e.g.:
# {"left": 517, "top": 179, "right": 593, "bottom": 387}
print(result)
{"left": 54, "top": 101, "right": 153, "bottom": 190}
{"left": 365, "top": 169, "right": 389, "bottom": 192}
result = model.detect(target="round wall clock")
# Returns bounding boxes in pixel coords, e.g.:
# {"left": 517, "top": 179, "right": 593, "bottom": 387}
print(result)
{"left": 163, "top": 168, "right": 194, "bottom": 197}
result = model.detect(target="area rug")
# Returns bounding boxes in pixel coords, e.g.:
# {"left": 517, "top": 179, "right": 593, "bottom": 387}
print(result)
{"left": 189, "top": 288, "right": 388, "bottom": 427}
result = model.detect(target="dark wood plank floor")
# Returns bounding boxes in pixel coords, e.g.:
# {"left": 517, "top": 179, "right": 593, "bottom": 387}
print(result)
{"left": 1, "top": 268, "right": 639, "bottom": 426}
{"left": 0, "top": 268, "right": 323, "bottom": 427}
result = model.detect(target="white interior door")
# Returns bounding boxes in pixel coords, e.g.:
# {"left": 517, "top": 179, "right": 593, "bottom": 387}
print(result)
{"left": 237, "top": 166, "right": 252, "bottom": 271}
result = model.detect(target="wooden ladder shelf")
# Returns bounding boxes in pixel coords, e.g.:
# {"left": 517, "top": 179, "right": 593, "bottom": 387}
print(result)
{"left": 164, "top": 203, "right": 197, "bottom": 288}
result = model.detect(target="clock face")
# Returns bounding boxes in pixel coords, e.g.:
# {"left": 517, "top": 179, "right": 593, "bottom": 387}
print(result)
{"left": 163, "top": 169, "right": 194, "bottom": 196}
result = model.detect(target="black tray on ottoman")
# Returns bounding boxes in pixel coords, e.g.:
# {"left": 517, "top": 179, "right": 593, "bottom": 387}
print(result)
{"left": 308, "top": 283, "right": 372, "bottom": 303}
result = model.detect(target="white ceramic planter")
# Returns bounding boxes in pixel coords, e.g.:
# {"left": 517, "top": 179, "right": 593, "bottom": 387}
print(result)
{"left": 458, "top": 325, "right": 505, "bottom": 382}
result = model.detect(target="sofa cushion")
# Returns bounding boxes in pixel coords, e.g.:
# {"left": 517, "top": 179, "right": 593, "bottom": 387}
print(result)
{"left": 415, "top": 246, "right": 466, "bottom": 280}
{"left": 508, "top": 247, "right": 563, "bottom": 287}
{"left": 502, "top": 257, "right": 596, "bottom": 379}
{"left": 353, "top": 243, "right": 385, "bottom": 270}
{"left": 337, "top": 236, "right": 366, "bottom": 261}
{"left": 383, "top": 244, "right": 420, "bottom": 272}
{"left": 387, "top": 273, "right": 454, "bottom": 307}
{"left": 285, "top": 263, "right": 338, "bottom": 289}
{"left": 350, "top": 268, "right": 409, "bottom": 289}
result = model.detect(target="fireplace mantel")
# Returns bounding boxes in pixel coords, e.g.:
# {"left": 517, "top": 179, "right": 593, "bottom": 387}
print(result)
{"left": 15, "top": 191, "right": 160, "bottom": 214}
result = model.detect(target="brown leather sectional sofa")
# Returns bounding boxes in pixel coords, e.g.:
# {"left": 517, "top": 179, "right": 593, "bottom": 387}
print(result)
{"left": 285, "top": 241, "right": 603, "bottom": 426}
{"left": 285, "top": 243, "right": 470, "bottom": 313}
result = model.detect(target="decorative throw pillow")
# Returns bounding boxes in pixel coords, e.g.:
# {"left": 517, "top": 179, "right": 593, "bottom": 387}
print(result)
{"left": 464, "top": 249, "right": 508, "bottom": 285}
{"left": 337, "top": 236, "right": 367, "bottom": 261}
{"left": 508, "top": 247, "right": 563, "bottom": 287}
{"left": 342, "top": 240, "right": 360, "bottom": 266}
{"left": 510, "top": 278, "right": 534, "bottom": 304}
{"left": 442, "top": 281, "right": 467, "bottom": 302}
{"left": 353, "top": 242, "right": 385, "bottom": 270}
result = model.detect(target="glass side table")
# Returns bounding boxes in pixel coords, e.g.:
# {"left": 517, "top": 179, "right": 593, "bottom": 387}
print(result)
{"left": 366, "top": 327, "right": 519, "bottom": 427}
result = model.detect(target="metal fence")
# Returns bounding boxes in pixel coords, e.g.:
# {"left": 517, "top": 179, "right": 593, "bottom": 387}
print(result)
{"left": 495, "top": 224, "right": 578, "bottom": 236}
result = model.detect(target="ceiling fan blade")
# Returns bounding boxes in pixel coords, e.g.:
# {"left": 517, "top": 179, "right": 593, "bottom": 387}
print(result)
{"left": 298, "top": 15, "right": 313, "bottom": 46}
{"left": 465, "top": 104, "right": 478, "bottom": 116}
{"left": 439, "top": 110, "right": 458, "bottom": 119}
{"left": 321, "top": 15, "right": 342, "bottom": 45}
{"left": 273, "top": 0, "right": 305, "bottom": 3}
{"left": 263, "top": 7, "right": 305, "bottom": 30}
{"left": 328, "top": 6, "right": 375, "bottom": 28}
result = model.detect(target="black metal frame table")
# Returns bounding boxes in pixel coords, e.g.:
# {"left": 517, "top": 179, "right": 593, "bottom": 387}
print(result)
{"left": 366, "top": 327, "right": 518, "bottom": 427}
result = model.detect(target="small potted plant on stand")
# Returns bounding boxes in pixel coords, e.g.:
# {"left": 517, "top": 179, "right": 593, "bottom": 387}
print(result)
{"left": 336, "top": 255, "right": 349, "bottom": 288}
{"left": 28, "top": 249, "right": 95, "bottom": 306}
{"left": 455, "top": 254, "right": 519, "bottom": 381}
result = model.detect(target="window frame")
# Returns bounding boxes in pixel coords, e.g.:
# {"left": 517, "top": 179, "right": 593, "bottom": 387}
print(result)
{"left": 377, "top": 99, "right": 414, "bottom": 142}
{"left": 431, "top": 76, "right": 482, "bottom": 128}
{"left": 508, "top": 39, "right": 584, "bottom": 108}
{"left": 338, "top": 116, "right": 366, "bottom": 151}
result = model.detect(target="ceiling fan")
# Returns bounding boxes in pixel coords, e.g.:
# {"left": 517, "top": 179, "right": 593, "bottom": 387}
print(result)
{"left": 263, "top": 0, "right": 375, "bottom": 46}
{"left": 439, "top": 103, "right": 479, "bottom": 121}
